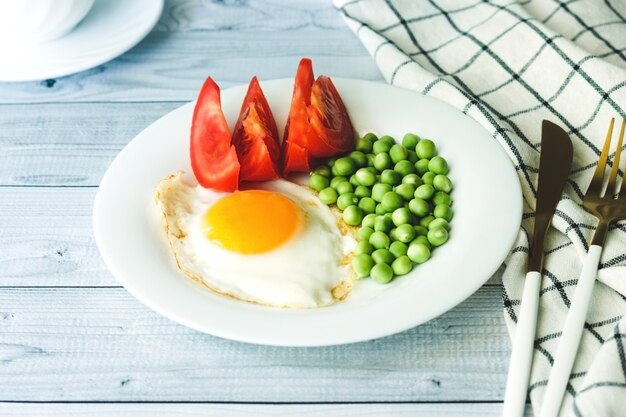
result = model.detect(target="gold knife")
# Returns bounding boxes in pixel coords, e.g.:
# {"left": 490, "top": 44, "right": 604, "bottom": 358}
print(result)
{"left": 502, "top": 120, "right": 573, "bottom": 417}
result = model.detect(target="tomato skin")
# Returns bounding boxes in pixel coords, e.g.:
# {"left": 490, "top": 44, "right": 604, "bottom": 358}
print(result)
{"left": 190, "top": 77, "right": 240, "bottom": 191}
{"left": 281, "top": 58, "right": 315, "bottom": 175}
{"left": 232, "top": 76, "right": 281, "bottom": 181}
{"left": 282, "top": 58, "right": 355, "bottom": 175}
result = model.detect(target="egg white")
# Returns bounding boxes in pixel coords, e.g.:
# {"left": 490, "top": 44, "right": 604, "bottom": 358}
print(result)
{"left": 155, "top": 172, "right": 356, "bottom": 308}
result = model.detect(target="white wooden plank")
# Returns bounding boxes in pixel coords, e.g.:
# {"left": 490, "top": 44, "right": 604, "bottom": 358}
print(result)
{"left": 0, "top": 402, "right": 533, "bottom": 417}
{"left": 0, "top": 102, "right": 180, "bottom": 186}
{"left": 0, "top": 187, "right": 114, "bottom": 286}
{"left": 0, "top": 1, "right": 382, "bottom": 103}
{"left": 0, "top": 286, "right": 510, "bottom": 402}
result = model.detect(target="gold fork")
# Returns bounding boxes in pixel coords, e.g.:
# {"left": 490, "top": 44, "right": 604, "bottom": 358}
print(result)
{"left": 539, "top": 118, "right": 626, "bottom": 417}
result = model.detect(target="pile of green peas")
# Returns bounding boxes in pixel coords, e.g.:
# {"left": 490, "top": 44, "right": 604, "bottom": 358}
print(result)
{"left": 308, "top": 132, "right": 453, "bottom": 284}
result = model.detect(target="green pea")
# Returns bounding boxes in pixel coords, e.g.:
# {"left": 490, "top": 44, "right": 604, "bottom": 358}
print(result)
{"left": 392, "top": 255, "right": 413, "bottom": 276}
{"left": 407, "top": 150, "right": 418, "bottom": 163}
{"left": 356, "top": 137, "right": 373, "bottom": 153}
{"left": 366, "top": 153, "right": 376, "bottom": 167}
{"left": 355, "top": 167, "right": 377, "bottom": 186}
{"left": 402, "top": 133, "right": 420, "bottom": 150}
{"left": 394, "top": 160, "right": 415, "bottom": 176}
{"left": 412, "top": 235, "right": 432, "bottom": 249}
{"left": 337, "top": 193, "right": 358, "bottom": 210}
{"left": 415, "top": 158, "right": 430, "bottom": 175}
{"left": 389, "top": 241, "right": 408, "bottom": 257}
{"left": 381, "top": 191, "right": 403, "bottom": 212}
{"left": 373, "top": 153, "right": 393, "bottom": 171}
{"left": 373, "top": 140, "right": 392, "bottom": 155}
{"left": 372, "top": 183, "right": 393, "bottom": 202}
{"left": 395, "top": 183, "right": 415, "bottom": 201}
{"left": 434, "top": 204, "right": 453, "bottom": 221}
{"left": 369, "top": 231, "right": 390, "bottom": 249}
{"left": 433, "top": 191, "right": 452, "bottom": 206}
{"left": 318, "top": 187, "right": 338, "bottom": 205}
{"left": 374, "top": 215, "right": 393, "bottom": 233}
{"left": 357, "top": 226, "right": 374, "bottom": 242}
{"left": 427, "top": 226, "right": 449, "bottom": 246}
{"left": 415, "top": 138, "right": 437, "bottom": 159}
{"left": 362, "top": 132, "right": 378, "bottom": 142}
{"left": 428, "top": 156, "right": 449, "bottom": 175}
{"left": 402, "top": 173, "right": 422, "bottom": 187}
{"left": 391, "top": 207, "right": 412, "bottom": 226}
{"left": 358, "top": 197, "right": 377, "bottom": 214}
{"left": 334, "top": 157, "right": 357, "bottom": 176}
{"left": 433, "top": 175, "right": 453, "bottom": 193}
{"left": 354, "top": 185, "right": 371, "bottom": 198}
{"left": 312, "top": 165, "right": 331, "bottom": 178}
{"left": 422, "top": 171, "right": 435, "bottom": 185}
{"left": 428, "top": 218, "right": 450, "bottom": 231}
{"left": 379, "top": 135, "right": 396, "bottom": 146}
{"left": 414, "top": 225, "right": 429, "bottom": 236}
{"left": 389, "top": 144, "right": 408, "bottom": 163}
{"left": 370, "top": 263, "right": 394, "bottom": 284}
{"left": 354, "top": 240, "right": 374, "bottom": 255}
{"left": 408, "top": 198, "right": 430, "bottom": 217}
{"left": 362, "top": 213, "right": 377, "bottom": 229}
{"left": 381, "top": 169, "right": 402, "bottom": 186}
{"left": 335, "top": 181, "right": 353, "bottom": 195}
{"left": 420, "top": 215, "right": 435, "bottom": 228}
{"left": 407, "top": 242, "right": 431, "bottom": 263}
{"left": 389, "top": 227, "right": 399, "bottom": 241}
{"left": 395, "top": 223, "right": 417, "bottom": 243}
{"left": 348, "top": 175, "right": 360, "bottom": 187}
{"left": 349, "top": 151, "right": 368, "bottom": 168}
{"left": 352, "top": 253, "right": 374, "bottom": 278}
{"left": 330, "top": 176, "right": 347, "bottom": 189}
{"left": 372, "top": 248, "right": 395, "bottom": 265}
{"left": 375, "top": 203, "right": 386, "bottom": 215}
{"left": 343, "top": 205, "right": 364, "bottom": 226}
{"left": 309, "top": 174, "right": 330, "bottom": 192}
{"left": 414, "top": 184, "right": 435, "bottom": 200}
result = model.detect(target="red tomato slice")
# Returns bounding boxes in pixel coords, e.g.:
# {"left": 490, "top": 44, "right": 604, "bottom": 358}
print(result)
{"left": 307, "top": 75, "right": 355, "bottom": 156}
{"left": 190, "top": 77, "right": 240, "bottom": 191}
{"left": 281, "top": 58, "right": 314, "bottom": 175}
{"left": 282, "top": 59, "right": 355, "bottom": 175}
{"left": 232, "top": 76, "right": 280, "bottom": 182}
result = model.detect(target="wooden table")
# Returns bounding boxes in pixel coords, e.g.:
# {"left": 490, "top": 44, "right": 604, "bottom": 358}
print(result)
{"left": 0, "top": 1, "right": 531, "bottom": 415}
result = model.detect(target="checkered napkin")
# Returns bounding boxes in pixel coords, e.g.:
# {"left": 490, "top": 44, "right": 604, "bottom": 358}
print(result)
{"left": 333, "top": 0, "right": 626, "bottom": 415}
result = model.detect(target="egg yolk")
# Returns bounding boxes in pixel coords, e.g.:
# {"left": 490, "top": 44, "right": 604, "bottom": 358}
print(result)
{"left": 204, "top": 190, "right": 303, "bottom": 254}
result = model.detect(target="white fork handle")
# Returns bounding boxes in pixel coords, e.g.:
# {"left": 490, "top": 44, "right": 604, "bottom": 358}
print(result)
{"left": 539, "top": 244, "right": 603, "bottom": 417}
{"left": 502, "top": 270, "right": 542, "bottom": 417}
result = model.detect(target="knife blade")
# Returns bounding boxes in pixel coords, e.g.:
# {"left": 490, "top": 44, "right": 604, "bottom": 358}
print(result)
{"left": 502, "top": 120, "right": 573, "bottom": 417}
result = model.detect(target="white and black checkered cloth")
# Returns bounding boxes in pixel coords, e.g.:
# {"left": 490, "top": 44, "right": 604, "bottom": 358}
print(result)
{"left": 333, "top": 0, "right": 626, "bottom": 416}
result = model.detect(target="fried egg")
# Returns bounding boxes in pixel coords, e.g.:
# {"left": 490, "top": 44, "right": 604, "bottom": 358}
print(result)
{"left": 155, "top": 172, "right": 356, "bottom": 308}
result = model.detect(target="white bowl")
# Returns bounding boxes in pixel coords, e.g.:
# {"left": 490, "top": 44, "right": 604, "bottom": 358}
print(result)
{"left": 0, "top": 0, "right": 95, "bottom": 44}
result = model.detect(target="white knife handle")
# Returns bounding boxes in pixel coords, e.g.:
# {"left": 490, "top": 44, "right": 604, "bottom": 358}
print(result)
{"left": 539, "top": 244, "right": 602, "bottom": 417}
{"left": 502, "top": 270, "right": 542, "bottom": 417}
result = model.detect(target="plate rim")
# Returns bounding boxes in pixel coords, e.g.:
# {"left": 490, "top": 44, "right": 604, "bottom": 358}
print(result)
{"left": 93, "top": 77, "right": 523, "bottom": 347}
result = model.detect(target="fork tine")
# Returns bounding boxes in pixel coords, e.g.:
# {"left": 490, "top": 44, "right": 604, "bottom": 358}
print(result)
{"left": 587, "top": 118, "right": 615, "bottom": 197}
{"left": 616, "top": 118, "right": 626, "bottom": 197}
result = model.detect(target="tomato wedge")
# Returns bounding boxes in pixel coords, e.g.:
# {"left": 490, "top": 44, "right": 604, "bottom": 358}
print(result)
{"left": 307, "top": 75, "right": 355, "bottom": 156}
{"left": 281, "top": 58, "right": 355, "bottom": 175}
{"left": 281, "top": 58, "right": 315, "bottom": 175}
{"left": 231, "top": 76, "right": 281, "bottom": 182}
{"left": 190, "top": 77, "right": 240, "bottom": 191}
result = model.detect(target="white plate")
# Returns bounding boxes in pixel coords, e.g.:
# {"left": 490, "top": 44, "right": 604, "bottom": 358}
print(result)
{"left": 0, "top": 0, "right": 163, "bottom": 82}
{"left": 94, "top": 78, "right": 522, "bottom": 347}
